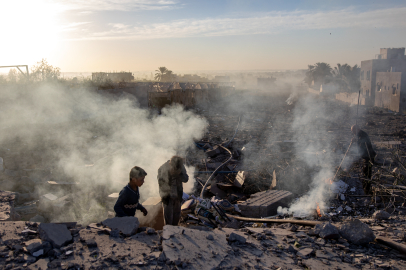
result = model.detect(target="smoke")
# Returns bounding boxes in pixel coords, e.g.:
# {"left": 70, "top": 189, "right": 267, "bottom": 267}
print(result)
{"left": 0, "top": 82, "right": 207, "bottom": 223}
{"left": 278, "top": 94, "right": 355, "bottom": 216}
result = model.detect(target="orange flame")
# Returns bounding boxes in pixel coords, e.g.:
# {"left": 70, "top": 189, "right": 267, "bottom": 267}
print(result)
{"left": 324, "top": 178, "right": 333, "bottom": 185}
{"left": 316, "top": 202, "right": 321, "bottom": 217}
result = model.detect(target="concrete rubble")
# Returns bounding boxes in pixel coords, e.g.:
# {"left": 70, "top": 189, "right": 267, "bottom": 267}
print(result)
{"left": 2, "top": 91, "right": 406, "bottom": 268}
{"left": 101, "top": 216, "right": 140, "bottom": 236}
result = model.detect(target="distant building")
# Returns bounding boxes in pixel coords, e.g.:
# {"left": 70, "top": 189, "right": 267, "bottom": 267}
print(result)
{"left": 92, "top": 72, "right": 134, "bottom": 82}
{"left": 360, "top": 48, "right": 406, "bottom": 111}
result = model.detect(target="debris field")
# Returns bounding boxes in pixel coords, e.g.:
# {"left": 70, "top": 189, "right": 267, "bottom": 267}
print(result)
{"left": 1, "top": 90, "right": 406, "bottom": 269}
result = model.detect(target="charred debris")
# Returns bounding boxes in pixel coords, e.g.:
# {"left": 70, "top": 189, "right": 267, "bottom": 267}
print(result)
{"left": 1, "top": 91, "right": 406, "bottom": 269}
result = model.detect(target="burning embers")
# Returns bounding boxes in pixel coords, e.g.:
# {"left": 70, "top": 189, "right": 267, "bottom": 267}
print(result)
{"left": 316, "top": 202, "right": 322, "bottom": 217}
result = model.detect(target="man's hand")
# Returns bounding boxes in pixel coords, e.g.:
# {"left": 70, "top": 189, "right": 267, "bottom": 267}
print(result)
{"left": 141, "top": 208, "right": 148, "bottom": 216}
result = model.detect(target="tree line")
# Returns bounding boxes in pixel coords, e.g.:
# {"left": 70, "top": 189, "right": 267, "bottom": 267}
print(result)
{"left": 304, "top": 62, "right": 360, "bottom": 93}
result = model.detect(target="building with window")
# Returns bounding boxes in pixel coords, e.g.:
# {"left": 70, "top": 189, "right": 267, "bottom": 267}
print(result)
{"left": 360, "top": 48, "right": 406, "bottom": 111}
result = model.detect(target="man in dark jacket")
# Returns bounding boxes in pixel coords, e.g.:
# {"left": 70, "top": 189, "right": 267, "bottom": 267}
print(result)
{"left": 114, "top": 166, "right": 148, "bottom": 217}
{"left": 158, "top": 156, "right": 188, "bottom": 225}
{"left": 351, "top": 125, "right": 376, "bottom": 194}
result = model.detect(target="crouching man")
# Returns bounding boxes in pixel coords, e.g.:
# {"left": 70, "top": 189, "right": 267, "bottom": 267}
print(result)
{"left": 158, "top": 156, "right": 189, "bottom": 225}
{"left": 114, "top": 166, "right": 148, "bottom": 217}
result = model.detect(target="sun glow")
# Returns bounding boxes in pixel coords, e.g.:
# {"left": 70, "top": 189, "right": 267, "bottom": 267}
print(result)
{"left": 0, "top": 0, "right": 64, "bottom": 65}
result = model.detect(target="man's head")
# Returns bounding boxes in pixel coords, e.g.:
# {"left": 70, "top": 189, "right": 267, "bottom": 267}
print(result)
{"left": 169, "top": 156, "right": 183, "bottom": 175}
{"left": 129, "top": 166, "right": 147, "bottom": 187}
{"left": 351, "top": 124, "right": 360, "bottom": 135}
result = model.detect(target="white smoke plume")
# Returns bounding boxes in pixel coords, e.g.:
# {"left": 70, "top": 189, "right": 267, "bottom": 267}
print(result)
{"left": 278, "top": 94, "right": 354, "bottom": 216}
{"left": 0, "top": 82, "right": 207, "bottom": 223}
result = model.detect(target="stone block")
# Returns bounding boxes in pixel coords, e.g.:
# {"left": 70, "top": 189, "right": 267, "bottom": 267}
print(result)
{"left": 24, "top": 239, "right": 51, "bottom": 255}
{"left": 238, "top": 190, "right": 293, "bottom": 218}
{"left": 135, "top": 197, "right": 164, "bottom": 230}
{"left": 102, "top": 216, "right": 140, "bottom": 236}
{"left": 338, "top": 219, "right": 375, "bottom": 245}
{"left": 38, "top": 223, "right": 72, "bottom": 248}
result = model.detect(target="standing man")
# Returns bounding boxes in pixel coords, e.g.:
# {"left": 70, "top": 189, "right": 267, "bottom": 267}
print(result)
{"left": 114, "top": 166, "right": 148, "bottom": 217}
{"left": 158, "top": 156, "right": 189, "bottom": 225}
{"left": 351, "top": 125, "right": 376, "bottom": 194}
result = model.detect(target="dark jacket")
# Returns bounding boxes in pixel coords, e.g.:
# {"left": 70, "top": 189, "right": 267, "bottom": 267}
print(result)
{"left": 114, "top": 184, "right": 146, "bottom": 217}
{"left": 158, "top": 161, "right": 189, "bottom": 204}
{"left": 356, "top": 130, "right": 376, "bottom": 160}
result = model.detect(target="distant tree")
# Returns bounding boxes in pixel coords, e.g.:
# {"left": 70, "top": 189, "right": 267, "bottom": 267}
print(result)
{"left": 332, "top": 63, "right": 360, "bottom": 92}
{"left": 155, "top": 67, "right": 168, "bottom": 81}
{"left": 154, "top": 67, "right": 176, "bottom": 82}
{"left": 30, "top": 59, "right": 60, "bottom": 82}
{"left": 162, "top": 70, "right": 175, "bottom": 82}
{"left": 304, "top": 62, "right": 332, "bottom": 86}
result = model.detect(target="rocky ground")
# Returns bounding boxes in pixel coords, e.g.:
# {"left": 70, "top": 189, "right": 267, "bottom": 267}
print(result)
{"left": 1, "top": 90, "right": 406, "bottom": 269}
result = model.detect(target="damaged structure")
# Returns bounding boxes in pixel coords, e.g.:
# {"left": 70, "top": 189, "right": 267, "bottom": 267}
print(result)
{"left": 337, "top": 48, "right": 406, "bottom": 112}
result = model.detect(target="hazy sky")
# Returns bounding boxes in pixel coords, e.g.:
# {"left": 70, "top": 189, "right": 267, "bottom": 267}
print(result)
{"left": 2, "top": 0, "right": 406, "bottom": 72}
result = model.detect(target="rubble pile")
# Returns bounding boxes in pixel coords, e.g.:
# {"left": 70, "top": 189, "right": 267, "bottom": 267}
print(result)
{"left": 2, "top": 92, "right": 406, "bottom": 268}
{"left": 1, "top": 217, "right": 406, "bottom": 269}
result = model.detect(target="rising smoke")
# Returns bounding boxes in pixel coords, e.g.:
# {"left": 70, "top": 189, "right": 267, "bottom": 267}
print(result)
{"left": 278, "top": 93, "right": 357, "bottom": 216}
{"left": 0, "top": 82, "right": 207, "bottom": 223}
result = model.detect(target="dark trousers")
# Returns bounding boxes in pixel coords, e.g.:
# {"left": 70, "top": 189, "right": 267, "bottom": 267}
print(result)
{"left": 163, "top": 199, "right": 181, "bottom": 226}
{"left": 362, "top": 158, "right": 374, "bottom": 194}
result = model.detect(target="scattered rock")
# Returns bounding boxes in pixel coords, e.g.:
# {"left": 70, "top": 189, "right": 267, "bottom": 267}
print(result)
{"left": 32, "top": 249, "right": 44, "bottom": 257}
{"left": 102, "top": 217, "right": 140, "bottom": 236}
{"left": 297, "top": 248, "right": 313, "bottom": 258}
{"left": 38, "top": 223, "right": 72, "bottom": 248}
{"left": 228, "top": 232, "right": 246, "bottom": 243}
{"left": 146, "top": 227, "right": 156, "bottom": 235}
{"left": 24, "top": 239, "right": 51, "bottom": 255}
{"left": 373, "top": 210, "right": 390, "bottom": 220}
{"left": 318, "top": 222, "right": 340, "bottom": 239}
{"left": 338, "top": 219, "right": 375, "bottom": 245}
{"left": 206, "top": 234, "right": 214, "bottom": 240}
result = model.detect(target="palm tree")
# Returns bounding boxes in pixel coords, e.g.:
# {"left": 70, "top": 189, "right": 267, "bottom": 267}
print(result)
{"left": 162, "top": 70, "right": 174, "bottom": 82}
{"left": 155, "top": 67, "right": 168, "bottom": 81}
{"left": 332, "top": 64, "right": 360, "bottom": 92}
{"left": 305, "top": 62, "right": 332, "bottom": 86}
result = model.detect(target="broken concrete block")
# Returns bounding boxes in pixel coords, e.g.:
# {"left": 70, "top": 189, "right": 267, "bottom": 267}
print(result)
{"left": 24, "top": 239, "right": 51, "bottom": 255}
{"left": 38, "top": 223, "right": 72, "bottom": 248}
{"left": 338, "top": 219, "right": 375, "bottom": 245}
{"left": 102, "top": 216, "right": 140, "bottom": 236}
{"left": 135, "top": 197, "right": 164, "bottom": 231}
{"left": 233, "top": 171, "right": 247, "bottom": 188}
{"left": 297, "top": 248, "right": 313, "bottom": 258}
{"left": 373, "top": 210, "right": 390, "bottom": 220}
{"left": 238, "top": 190, "right": 293, "bottom": 218}
{"left": 0, "top": 190, "right": 20, "bottom": 221}
{"left": 162, "top": 225, "right": 229, "bottom": 269}
{"left": 318, "top": 222, "right": 340, "bottom": 239}
{"left": 228, "top": 232, "right": 246, "bottom": 243}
